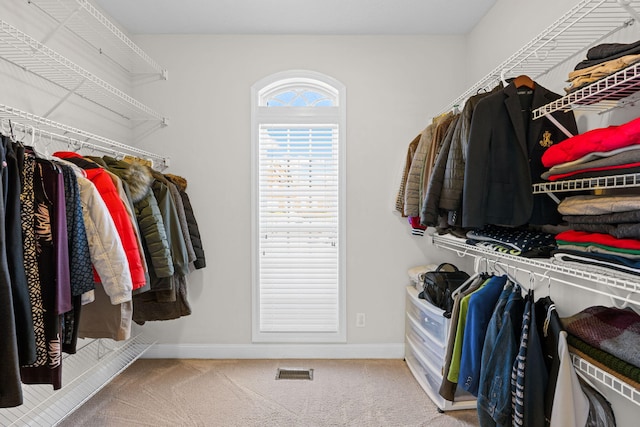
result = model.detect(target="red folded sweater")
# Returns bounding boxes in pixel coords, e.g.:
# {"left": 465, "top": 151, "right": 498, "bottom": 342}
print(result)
{"left": 556, "top": 229, "right": 640, "bottom": 250}
{"left": 542, "top": 116, "right": 640, "bottom": 168}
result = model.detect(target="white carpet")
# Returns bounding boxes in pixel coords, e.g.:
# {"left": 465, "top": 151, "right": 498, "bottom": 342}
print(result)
{"left": 59, "top": 359, "right": 480, "bottom": 427}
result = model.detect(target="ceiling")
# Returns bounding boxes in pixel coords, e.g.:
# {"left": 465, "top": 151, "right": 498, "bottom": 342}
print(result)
{"left": 92, "top": 0, "right": 497, "bottom": 35}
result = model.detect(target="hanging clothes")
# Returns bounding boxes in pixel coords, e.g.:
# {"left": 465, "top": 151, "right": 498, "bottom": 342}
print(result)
{"left": 21, "top": 156, "right": 70, "bottom": 390}
{"left": 458, "top": 274, "right": 508, "bottom": 396}
{"left": 2, "top": 136, "right": 35, "bottom": 365}
{"left": 165, "top": 173, "right": 206, "bottom": 270}
{"left": 0, "top": 138, "right": 22, "bottom": 408}
{"left": 463, "top": 80, "right": 578, "bottom": 228}
{"left": 54, "top": 152, "right": 144, "bottom": 292}
{"left": 477, "top": 284, "right": 525, "bottom": 427}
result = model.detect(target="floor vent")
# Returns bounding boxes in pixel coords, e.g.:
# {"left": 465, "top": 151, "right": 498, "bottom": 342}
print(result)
{"left": 276, "top": 368, "right": 314, "bottom": 380}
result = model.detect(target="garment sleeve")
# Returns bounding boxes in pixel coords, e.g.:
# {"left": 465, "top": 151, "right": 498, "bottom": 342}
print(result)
{"left": 135, "top": 192, "right": 174, "bottom": 278}
{"left": 462, "top": 100, "right": 493, "bottom": 229}
{"left": 77, "top": 177, "right": 132, "bottom": 305}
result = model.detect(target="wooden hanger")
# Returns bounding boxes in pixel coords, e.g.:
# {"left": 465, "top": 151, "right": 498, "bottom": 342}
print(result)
{"left": 513, "top": 75, "right": 535, "bottom": 89}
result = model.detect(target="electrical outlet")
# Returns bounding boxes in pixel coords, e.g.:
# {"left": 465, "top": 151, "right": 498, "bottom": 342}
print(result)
{"left": 356, "top": 313, "right": 366, "bottom": 327}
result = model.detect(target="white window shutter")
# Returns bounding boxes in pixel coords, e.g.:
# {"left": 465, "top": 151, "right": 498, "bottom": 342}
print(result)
{"left": 252, "top": 71, "right": 346, "bottom": 343}
{"left": 258, "top": 125, "right": 339, "bottom": 333}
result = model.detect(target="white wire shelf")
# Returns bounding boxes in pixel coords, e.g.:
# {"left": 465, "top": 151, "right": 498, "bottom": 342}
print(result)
{"left": 571, "top": 353, "right": 640, "bottom": 407}
{"left": 440, "top": 0, "right": 640, "bottom": 114}
{"left": 533, "top": 61, "right": 640, "bottom": 119}
{"left": 27, "top": 0, "right": 167, "bottom": 77}
{"left": 0, "top": 19, "right": 167, "bottom": 123}
{"left": 0, "top": 103, "right": 170, "bottom": 169}
{"left": 0, "top": 334, "right": 156, "bottom": 427}
{"left": 431, "top": 234, "right": 640, "bottom": 307}
{"left": 533, "top": 172, "right": 640, "bottom": 193}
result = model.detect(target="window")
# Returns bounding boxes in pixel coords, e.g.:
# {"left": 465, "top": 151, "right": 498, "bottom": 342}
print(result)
{"left": 251, "top": 70, "right": 346, "bottom": 343}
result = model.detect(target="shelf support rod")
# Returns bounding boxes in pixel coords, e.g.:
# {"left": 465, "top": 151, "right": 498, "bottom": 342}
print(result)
{"left": 543, "top": 112, "right": 574, "bottom": 138}
{"left": 617, "top": 0, "right": 640, "bottom": 24}
{"left": 39, "top": 3, "right": 83, "bottom": 46}
{"left": 42, "top": 78, "right": 86, "bottom": 118}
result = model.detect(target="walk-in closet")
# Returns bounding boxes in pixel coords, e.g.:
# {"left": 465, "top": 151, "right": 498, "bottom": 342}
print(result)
{"left": 1, "top": 1, "right": 639, "bottom": 426}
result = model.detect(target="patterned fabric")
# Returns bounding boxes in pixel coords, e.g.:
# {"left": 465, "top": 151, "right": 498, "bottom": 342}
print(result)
{"left": 512, "top": 298, "right": 531, "bottom": 427}
{"left": 60, "top": 165, "right": 94, "bottom": 296}
{"left": 562, "top": 306, "right": 640, "bottom": 368}
{"left": 20, "top": 154, "right": 47, "bottom": 367}
{"left": 466, "top": 225, "right": 556, "bottom": 253}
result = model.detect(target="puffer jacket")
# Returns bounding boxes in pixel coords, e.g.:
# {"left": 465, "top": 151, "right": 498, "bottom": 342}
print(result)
{"left": 86, "top": 156, "right": 150, "bottom": 293}
{"left": 54, "top": 152, "right": 146, "bottom": 291}
{"left": 421, "top": 114, "right": 460, "bottom": 227}
{"left": 441, "top": 86, "right": 500, "bottom": 225}
{"left": 420, "top": 113, "right": 456, "bottom": 209}
{"left": 166, "top": 174, "right": 206, "bottom": 269}
{"left": 404, "top": 123, "right": 435, "bottom": 217}
{"left": 100, "top": 156, "right": 174, "bottom": 281}
{"left": 64, "top": 163, "right": 132, "bottom": 304}
{"left": 395, "top": 133, "right": 421, "bottom": 216}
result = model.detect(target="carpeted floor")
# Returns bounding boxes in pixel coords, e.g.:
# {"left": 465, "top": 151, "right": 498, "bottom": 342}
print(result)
{"left": 59, "top": 359, "right": 480, "bottom": 427}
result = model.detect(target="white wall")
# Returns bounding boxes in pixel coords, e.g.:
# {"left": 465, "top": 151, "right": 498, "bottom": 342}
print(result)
{"left": 130, "top": 34, "right": 470, "bottom": 357}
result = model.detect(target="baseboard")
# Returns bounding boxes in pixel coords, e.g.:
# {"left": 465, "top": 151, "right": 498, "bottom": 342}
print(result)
{"left": 142, "top": 343, "right": 405, "bottom": 359}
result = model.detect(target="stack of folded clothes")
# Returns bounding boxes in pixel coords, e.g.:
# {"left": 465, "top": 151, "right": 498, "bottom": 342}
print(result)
{"left": 566, "top": 40, "right": 640, "bottom": 93}
{"left": 541, "top": 116, "right": 640, "bottom": 181}
{"left": 553, "top": 194, "right": 640, "bottom": 276}
{"left": 562, "top": 306, "right": 640, "bottom": 389}
{"left": 465, "top": 224, "right": 557, "bottom": 257}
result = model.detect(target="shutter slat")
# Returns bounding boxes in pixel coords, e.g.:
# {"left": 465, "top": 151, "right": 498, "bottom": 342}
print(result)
{"left": 258, "top": 123, "right": 340, "bottom": 333}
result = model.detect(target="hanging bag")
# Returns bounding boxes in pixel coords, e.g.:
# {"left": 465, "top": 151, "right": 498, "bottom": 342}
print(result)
{"left": 419, "top": 263, "right": 470, "bottom": 317}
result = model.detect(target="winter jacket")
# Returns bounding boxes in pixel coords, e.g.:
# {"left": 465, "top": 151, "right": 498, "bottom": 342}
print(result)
{"left": 151, "top": 177, "right": 189, "bottom": 277}
{"left": 420, "top": 113, "right": 456, "bottom": 209}
{"left": 395, "top": 133, "right": 421, "bottom": 216}
{"left": 441, "top": 88, "right": 497, "bottom": 224}
{"left": 421, "top": 114, "right": 460, "bottom": 227}
{"left": 63, "top": 163, "right": 132, "bottom": 305}
{"left": 166, "top": 174, "right": 206, "bottom": 269}
{"left": 404, "top": 123, "right": 435, "bottom": 217}
{"left": 151, "top": 170, "right": 195, "bottom": 270}
{"left": 100, "top": 156, "right": 174, "bottom": 281}
{"left": 106, "top": 169, "right": 149, "bottom": 285}
{"left": 54, "top": 152, "right": 146, "bottom": 291}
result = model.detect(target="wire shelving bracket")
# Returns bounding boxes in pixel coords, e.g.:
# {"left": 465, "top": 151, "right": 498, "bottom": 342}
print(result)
{"left": 533, "top": 173, "right": 640, "bottom": 194}
{"left": 532, "top": 61, "right": 640, "bottom": 119}
{"left": 439, "top": 0, "right": 640, "bottom": 115}
{"left": 0, "top": 334, "right": 156, "bottom": 426}
{"left": 0, "top": 19, "right": 167, "bottom": 123}
{"left": 27, "top": 0, "right": 167, "bottom": 77}
{"left": 571, "top": 353, "right": 640, "bottom": 406}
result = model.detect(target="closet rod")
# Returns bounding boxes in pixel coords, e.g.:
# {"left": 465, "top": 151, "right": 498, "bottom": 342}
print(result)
{"left": 476, "top": 255, "right": 639, "bottom": 307}
{"left": 0, "top": 103, "right": 169, "bottom": 168}
{"left": 3, "top": 118, "right": 167, "bottom": 170}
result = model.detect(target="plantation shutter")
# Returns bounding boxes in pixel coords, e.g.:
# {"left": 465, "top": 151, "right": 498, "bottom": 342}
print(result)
{"left": 258, "top": 124, "right": 339, "bottom": 333}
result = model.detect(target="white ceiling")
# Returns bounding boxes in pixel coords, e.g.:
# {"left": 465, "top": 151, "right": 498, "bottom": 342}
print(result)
{"left": 92, "top": 0, "right": 497, "bottom": 35}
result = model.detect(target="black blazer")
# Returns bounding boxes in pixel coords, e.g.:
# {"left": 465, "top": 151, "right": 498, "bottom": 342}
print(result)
{"left": 462, "top": 82, "right": 578, "bottom": 229}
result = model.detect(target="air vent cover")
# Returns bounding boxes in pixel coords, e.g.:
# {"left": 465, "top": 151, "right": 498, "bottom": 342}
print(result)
{"left": 276, "top": 368, "right": 314, "bottom": 380}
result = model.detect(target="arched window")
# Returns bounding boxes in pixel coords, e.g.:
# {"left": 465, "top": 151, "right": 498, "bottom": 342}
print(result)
{"left": 251, "top": 70, "right": 346, "bottom": 343}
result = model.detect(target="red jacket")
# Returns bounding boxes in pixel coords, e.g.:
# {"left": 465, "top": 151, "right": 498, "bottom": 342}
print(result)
{"left": 542, "top": 116, "right": 640, "bottom": 168}
{"left": 54, "top": 152, "right": 146, "bottom": 290}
